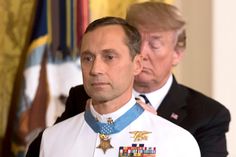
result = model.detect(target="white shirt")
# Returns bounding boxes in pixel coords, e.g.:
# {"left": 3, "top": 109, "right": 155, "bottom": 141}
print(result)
{"left": 40, "top": 96, "right": 200, "bottom": 157}
{"left": 133, "top": 74, "right": 173, "bottom": 110}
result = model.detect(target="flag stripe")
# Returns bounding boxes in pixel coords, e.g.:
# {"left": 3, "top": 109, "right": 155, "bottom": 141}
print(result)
{"left": 50, "top": 0, "right": 60, "bottom": 57}
{"left": 66, "top": 0, "right": 71, "bottom": 49}
{"left": 28, "top": 35, "right": 48, "bottom": 53}
{"left": 59, "top": 0, "right": 67, "bottom": 52}
{"left": 76, "top": 0, "right": 89, "bottom": 48}
{"left": 30, "top": 0, "right": 48, "bottom": 41}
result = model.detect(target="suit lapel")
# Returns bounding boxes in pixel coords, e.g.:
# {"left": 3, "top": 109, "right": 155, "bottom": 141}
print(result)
{"left": 157, "top": 76, "right": 187, "bottom": 125}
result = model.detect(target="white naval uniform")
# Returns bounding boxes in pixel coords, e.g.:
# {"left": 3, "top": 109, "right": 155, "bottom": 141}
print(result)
{"left": 40, "top": 96, "right": 200, "bottom": 157}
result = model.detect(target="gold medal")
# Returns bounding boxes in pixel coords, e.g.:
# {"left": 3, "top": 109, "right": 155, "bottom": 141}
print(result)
{"left": 129, "top": 131, "right": 151, "bottom": 142}
{"left": 97, "top": 134, "right": 113, "bottom": 154}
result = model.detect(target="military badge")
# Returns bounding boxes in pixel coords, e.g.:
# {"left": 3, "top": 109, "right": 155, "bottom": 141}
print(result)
{"left": 129, "top": 131, "right": 152, "bottom": 142}
{"left": 119, "top": 144, "right": 156, "bottom": 157}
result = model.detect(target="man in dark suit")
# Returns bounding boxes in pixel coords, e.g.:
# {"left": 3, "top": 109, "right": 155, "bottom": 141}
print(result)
{"left": 26, "top": 2, "right": 230, "bottom": 157}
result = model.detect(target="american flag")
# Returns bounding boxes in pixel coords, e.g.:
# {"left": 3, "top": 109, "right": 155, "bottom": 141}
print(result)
{"left": 170, "top": 113, "right": 179, "bottom": 120}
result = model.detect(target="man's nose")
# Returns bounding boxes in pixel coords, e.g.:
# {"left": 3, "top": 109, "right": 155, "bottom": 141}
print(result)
{"left": 90, "top": 58, "right": 105, "bottom": 75}
{"left": 140, "top": 42, "right": 149, "bottom": 60}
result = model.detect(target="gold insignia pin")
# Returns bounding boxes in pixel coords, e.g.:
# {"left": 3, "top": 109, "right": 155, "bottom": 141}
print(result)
{"left": 97, "top": 134, "right": 113, "bottom": 154}
{"left": 107, "top": 117, "right": 114, "bottom": 124}
{"left": 129, "top": 131, "right": 152, "bottom": 142}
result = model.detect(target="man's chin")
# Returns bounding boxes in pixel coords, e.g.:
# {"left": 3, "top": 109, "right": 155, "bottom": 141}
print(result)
{"left": 134, "top": 75, "right": 152, "bottom": 83}
{"left": 90, "top": 95, "right": 109, "bottom": 102}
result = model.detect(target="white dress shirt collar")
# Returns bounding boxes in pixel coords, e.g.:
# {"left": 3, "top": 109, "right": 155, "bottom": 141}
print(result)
{"left": 133, "top": 74, "right": 173, "bottom": 110}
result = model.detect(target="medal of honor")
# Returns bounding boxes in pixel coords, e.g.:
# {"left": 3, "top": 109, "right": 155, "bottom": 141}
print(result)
{"left": 97, "top": 134, "right": 113, "bottom": 154}
{"left": 84, "top": 103, "right": 145, "bottom": 154}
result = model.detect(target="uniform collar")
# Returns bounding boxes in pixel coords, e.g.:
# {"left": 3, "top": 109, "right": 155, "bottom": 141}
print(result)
{"left": 89, "top": 95, "right": 136, "bottom": 123}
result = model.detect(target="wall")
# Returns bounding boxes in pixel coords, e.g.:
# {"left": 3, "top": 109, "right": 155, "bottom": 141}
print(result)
{"left": 175, "top": 0, "right": 212, "bottom": 97}
{"left": 175, "top": 0, "right": 235, "bottom": 156}
{"left": 213, "top": 0, "right": 236, "bottom": 156}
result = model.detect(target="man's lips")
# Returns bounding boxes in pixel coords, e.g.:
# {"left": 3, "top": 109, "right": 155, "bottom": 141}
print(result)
{"left": 91, "top": 82, "right": 109, "bottom": 87}
{"left": 141, "top": 67, "right": 151, "bottom": 73}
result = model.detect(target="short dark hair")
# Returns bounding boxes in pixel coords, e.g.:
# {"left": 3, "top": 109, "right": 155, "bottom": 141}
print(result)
{"left": 84, "top": 16, "right": 141, "bottom": 59}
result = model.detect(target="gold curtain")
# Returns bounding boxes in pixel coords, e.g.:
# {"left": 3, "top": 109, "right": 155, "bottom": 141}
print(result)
{"left": 0, "top": 0, "right": 35, "bottom": 139}
{"left": 89, "top": 0, "right": 173, "bottom": 21}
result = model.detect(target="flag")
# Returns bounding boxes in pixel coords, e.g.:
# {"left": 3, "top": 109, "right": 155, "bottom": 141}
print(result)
{"left": 170, "top": 112, "right": 179, "bottom": 120}
{"left": 2, "top": 0, "right": 88, "bottom": 156}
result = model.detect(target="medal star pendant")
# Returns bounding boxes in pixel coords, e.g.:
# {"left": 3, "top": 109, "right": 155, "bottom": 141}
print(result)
{"left": 97, "top": 134, "right": 113, "bottom": 154}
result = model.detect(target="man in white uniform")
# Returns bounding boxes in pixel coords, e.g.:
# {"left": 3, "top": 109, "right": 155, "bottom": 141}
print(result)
{"left": 40, "top": 17, "right": 200, "bottom": 157}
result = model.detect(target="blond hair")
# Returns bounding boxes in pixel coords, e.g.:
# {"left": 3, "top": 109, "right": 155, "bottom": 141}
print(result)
{"left": 126, "top": 2, "right": 186, "bottom": 50}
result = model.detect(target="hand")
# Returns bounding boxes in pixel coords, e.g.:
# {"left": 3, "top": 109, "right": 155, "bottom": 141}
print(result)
{"left": 135, "top": 98, "right": 157, "bottom": 115}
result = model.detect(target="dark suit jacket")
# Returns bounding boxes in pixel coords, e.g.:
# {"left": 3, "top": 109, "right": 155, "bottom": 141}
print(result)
{"left": 26, "top": 77, "right": 231, "bottom": 157}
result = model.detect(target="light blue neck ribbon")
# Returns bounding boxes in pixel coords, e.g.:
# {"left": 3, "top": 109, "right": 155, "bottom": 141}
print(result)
{"left": 84, "top": 103, "right": 144, "bottom": 135}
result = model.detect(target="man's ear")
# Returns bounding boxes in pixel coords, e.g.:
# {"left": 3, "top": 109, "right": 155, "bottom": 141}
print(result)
{"left": 133, "top": 54, "right": 143, "bottom": 75}
{"left": 172, "top": 48, "right": 184, "bottom": 66}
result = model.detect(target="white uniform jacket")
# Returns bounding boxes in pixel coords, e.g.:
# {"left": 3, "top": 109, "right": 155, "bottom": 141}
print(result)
{"left": 40, "top": 98, "right": 200, "bottom": 157}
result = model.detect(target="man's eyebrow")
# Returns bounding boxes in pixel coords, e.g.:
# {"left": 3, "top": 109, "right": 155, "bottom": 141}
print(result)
{"left": 80, "top": 50, "right": 93, "bottom": 55}
{"left": 149, "top": 35, "right": 162, "bottom": 40}
{"left": 102, "top": 48, "right": 116, "bottom": 53}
